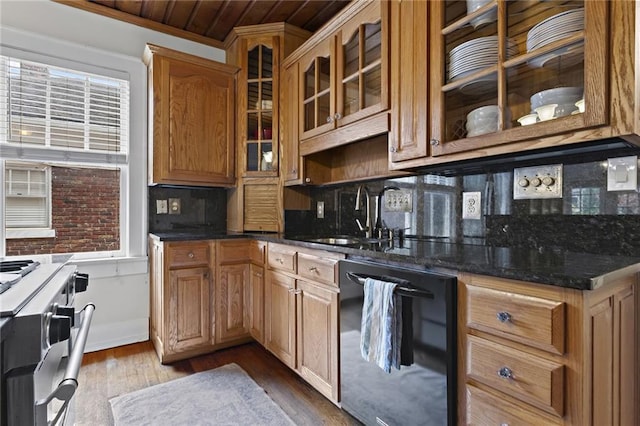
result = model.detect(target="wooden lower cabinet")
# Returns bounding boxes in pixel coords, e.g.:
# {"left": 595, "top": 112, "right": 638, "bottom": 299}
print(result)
{"left": 458, "top": 272, "right": 638, "bottom": 426}
{"left": 264, "top": 270, "right": 297, "bottom": 369}
{"left": 216, "top": 263, "right": 250, "bottom": 343}
{"left": 296, "top": 279, "right": 339, "bottom": 402}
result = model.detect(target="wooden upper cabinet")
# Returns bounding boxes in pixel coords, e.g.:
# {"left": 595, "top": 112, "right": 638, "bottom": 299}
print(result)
{"left": 286, "top": 0, "right": 390, "bottom": 156}
{"left": 144, "top": 44, "right": 238, "bottom": 187}
{"left": 429, "top": 0, "right": 608, "bottom": 156}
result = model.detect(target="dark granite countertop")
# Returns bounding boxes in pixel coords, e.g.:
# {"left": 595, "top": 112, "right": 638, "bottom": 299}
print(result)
{"left": 149, "top": 232, "right": 249, "bottom": 241}
{"left": 148, "top": 232, "right": 640, "bottom": 290}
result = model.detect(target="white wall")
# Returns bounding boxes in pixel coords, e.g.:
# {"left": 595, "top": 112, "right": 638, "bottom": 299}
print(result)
{"left": 0, "top": 1, "right": 225, "bottom": 62}
{"left": 1, "top": 0, "right": 226, "bottom": 352}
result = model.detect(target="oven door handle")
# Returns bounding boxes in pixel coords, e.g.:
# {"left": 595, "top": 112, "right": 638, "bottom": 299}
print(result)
{"left": 36, "top": 303, "right": 95, "bottom": 424}
{"left": 345, "top": 272, "right": 434, "bottom": 299}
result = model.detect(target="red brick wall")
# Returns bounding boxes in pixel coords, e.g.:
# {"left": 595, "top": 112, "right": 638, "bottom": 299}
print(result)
{"left": 6, "top": 166, "right": 120, "bottom": 256}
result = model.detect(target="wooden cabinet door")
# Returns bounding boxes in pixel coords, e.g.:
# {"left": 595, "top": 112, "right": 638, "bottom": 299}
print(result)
{"left": 264, "top": 270, "right": 297, "bottom": 368}
{"left": 282, "top": 62, "right": 303, "bottom": 184}
{"left": 167, "top": 267, "right": 211, "bottom": 353}
{"left": 298, "top": 39, "right": 336, "bottom": 141}
{"left": 249, "top": 263, "right": 265, "bottom": 344}
{"left": 428, "top": 1, "right": 609, "bottom": 157}
{"left": 146, "top": 45, "right": 237, "bottom": 187}
{"left": 335, "top": 0, "right": 388, "bottom": 129}
{"left": 389, "top": 0, "right": 429, "bottom": 163}
{"left": 296, "top": 279, "right": 339, "bottom": 402}
{"left": 149, "top": 240, "right": 164, "bottom": 349}
{"left": 216, "top": 263, "right": 250, "bottom": 343}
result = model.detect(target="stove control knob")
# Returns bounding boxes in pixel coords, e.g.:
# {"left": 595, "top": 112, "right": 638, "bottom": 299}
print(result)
{"left": 54, "top": 304, "right": 76, "bottom": 327}
{"left": 48, "top": 314, "right": 72, "bottom": 345}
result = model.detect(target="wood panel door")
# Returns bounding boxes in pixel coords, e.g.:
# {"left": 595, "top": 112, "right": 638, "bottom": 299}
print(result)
{"left": 167, "top": 267, "right": 211, "bottom": 353}
{"left": 282, "top": 62, "right": 303, "bottom": 185}
{"left": 145, "top": 44, "right": 238, "bottom": 187}
{"left": 249, "top": 263, "right": 265, "bottom": 344}
{"left": 296, "top": 279, "right": 339, "bottom": 403}
{"left": 264, "top": 270, "right": 297, "bottom": 368}
{"left": 216, "top": 263, "right": 250, "bottom": 343}
{"left": 149, "top": 240, "right": 164, "bottom": 349}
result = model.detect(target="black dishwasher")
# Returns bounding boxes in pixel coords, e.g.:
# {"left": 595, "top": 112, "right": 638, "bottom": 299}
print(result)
{"left": 339, "top": 259, "right": 457, "bottom": 426}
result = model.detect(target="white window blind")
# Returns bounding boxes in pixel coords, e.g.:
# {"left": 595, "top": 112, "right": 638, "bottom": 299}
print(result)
{"left": 0, "top": 55, "right": 129, "bottom": 160}
{"left": 5, "top": 163, "right": 49, "bottom": 228}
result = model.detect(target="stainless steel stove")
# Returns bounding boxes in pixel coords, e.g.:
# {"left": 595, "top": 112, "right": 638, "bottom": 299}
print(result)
{"left": 0, "top": 257, "right": 93, "bottom": 426}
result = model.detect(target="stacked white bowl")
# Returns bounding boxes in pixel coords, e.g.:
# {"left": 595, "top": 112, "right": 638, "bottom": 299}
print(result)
{"left": 530, "top": 87, "right": 583, "bottom": 119}
{"left": 466, "top": 0, "right": 497, "bottom": 29}
{"left": 466, "top": 105, "right": 499, "bottom": 137}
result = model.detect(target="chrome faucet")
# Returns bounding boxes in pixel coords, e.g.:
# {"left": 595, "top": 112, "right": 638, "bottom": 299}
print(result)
{"left": 375, "top": 186, "right": 400, "bottom": 235}
{"left": 354, "top": 185, "right": 372, "bottom": 238}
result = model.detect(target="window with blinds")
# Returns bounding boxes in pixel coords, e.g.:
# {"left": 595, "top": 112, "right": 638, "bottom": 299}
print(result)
{"left": 5, "top": 163, "right": 49, "bottom": 228}
{"left": 0, "top": 55, "right": 129, "bottom": 154}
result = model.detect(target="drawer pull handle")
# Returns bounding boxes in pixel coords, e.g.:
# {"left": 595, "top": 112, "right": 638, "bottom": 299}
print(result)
{"left": 496, "top": 311, "right": 512, "bottom": 323}
{"left": 308, "top": 266, "right": 318, "bottom": 272}
{"left": 188, "top": 252, "right": 195, "bottom": 259}
{"left": 498, "top": 367, "right": 513, "bottom": 379}
{"left": 275, "top": 258, "right": 284, "bottom": 264}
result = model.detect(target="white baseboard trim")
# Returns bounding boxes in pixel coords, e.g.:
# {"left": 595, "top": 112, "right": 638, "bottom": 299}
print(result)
{"left": 85, "top": 317, "right": 149, "bottom": 353}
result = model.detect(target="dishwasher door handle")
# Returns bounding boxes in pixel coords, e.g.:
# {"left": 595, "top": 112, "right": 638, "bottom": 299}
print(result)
{"left": 345, "top": 272, "right": 434, "bottom": 299}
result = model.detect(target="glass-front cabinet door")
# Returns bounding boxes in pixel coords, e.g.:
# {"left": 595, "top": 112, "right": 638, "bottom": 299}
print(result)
{"left": 429, "top": 0, "right": 608, "bottom": 157}
{"left": 336, "top": 2, "right": 387, "bottom": 129}
{"left": 299, "top": 40, "right": 335, "bottom": 141}
{"left": 246, "top": 43, "right": 276, "bottom": 174}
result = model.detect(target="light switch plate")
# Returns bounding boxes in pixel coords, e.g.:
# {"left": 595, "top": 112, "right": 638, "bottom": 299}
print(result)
{"left": 513, "top": 164, "right": 563, "bottom": 199}
{"left": 156, "top": 199, "right": 168, "bottom": 214}
{"left": 462, "top": 192, "right": 482, "bottom": 219}
{"left": 384, "top": 189, "right": 413, "bottom": 212}
{"left": 316, "top": 201, "right": 325, "bottom": 219}
{"left": 607, "top": 156, "right": 638, "bottom": 191}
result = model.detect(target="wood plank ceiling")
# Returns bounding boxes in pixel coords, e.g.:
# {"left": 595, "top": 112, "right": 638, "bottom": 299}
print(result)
{"left": 56, "top": 0, "right": 351, "bottom": 49}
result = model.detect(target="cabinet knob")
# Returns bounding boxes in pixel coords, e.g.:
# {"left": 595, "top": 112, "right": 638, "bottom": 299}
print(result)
{"left": 308, "top": 266, "right": 318, "bottom": 273}
{"left": 498, "top": 367, "right": 513, "bottom": 379}
{"left": 496, "top": 311, "right": 512, "bottom": 323}
{"left": 326, "top": 116, "right": 334, "bottom": 123}
{"left": 291, "top": 169, "right": 297, "bottom": 174}
{"left": 334, "top": 113, "right": 342, "bottom": 120}
{"left": 390, "top": 146, "right": 397, "bottom": 153}
{"left": 275, "top": 258, "right": 284, "bottom": 264}
{"left": 430, "top": 139, "right": 440, "bottom": 146}
{"left": 188, "top": 252, "right": 194, "bottom": 258}
{"left": 255, "top": 272, "right": 263, "bottom": 278}
{"left": 305, "top": 177, "right": 311, "bottom": 183}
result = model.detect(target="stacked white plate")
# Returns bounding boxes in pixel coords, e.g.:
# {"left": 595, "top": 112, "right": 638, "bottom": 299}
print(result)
{"left": 527, "top": 8, "right": 584, "bottom": 68}
{"left": 448, "top": 36, "right": 518, "bottom": 82}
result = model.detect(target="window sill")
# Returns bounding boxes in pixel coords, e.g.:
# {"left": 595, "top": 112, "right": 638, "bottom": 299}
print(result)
{"left": 6, "top": 228, "right": 56, "bottom": 239}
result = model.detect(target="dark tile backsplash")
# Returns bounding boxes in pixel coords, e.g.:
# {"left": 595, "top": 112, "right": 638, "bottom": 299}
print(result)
{"left": 286, "top": 156, "right": 640, "bottom": 256}
{"left": 148, "top": 186, "right": 227, "bottom": 233}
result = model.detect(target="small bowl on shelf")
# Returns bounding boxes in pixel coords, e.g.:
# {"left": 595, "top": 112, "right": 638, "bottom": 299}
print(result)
{"left": 575, "top": 99, "right": 585, "bottom": 113}
{"left": 534, "top": 104, "right": 558, "bottom": 121}
{"left": 517, "top": 113, "right": 538, "bottom": 126}
{"left": 530, "top": 87, "right": 583, "bottom": 111}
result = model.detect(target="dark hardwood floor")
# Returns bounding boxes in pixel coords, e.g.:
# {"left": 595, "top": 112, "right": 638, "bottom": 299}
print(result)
{"left": 76, "top": 340, "right": 360, "bottom": 425}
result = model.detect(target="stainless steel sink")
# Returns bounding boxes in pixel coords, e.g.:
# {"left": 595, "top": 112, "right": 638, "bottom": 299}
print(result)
{"left": 308, "top": 237, "right": 363, "bottom": 245}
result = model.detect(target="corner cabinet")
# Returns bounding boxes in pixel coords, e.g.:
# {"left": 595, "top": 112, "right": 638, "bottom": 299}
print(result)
{"left": 390, "top": 0, "right": 638, "bottom": 169}
{"left": 225, "top": 24, "right": 310, "bottom": 232}
{"left": 143, "top": 44, "right": 238, "bottom": 187}
{"left": 458, "top": 272, "right": 638, "bottom": 426}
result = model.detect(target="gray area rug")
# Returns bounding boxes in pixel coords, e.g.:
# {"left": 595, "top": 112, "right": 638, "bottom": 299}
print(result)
{"left": 109, "top": 363, "right": 295, "bottom": 426}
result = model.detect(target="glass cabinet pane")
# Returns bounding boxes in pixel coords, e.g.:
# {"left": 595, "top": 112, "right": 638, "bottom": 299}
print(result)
{"left": 248, "top": 112, "right": 258, "bottom": 140}
{"left": 261, "top": 45, "right": 273, "bottom": 78}
{"left": 261, "top": 81, "right": 273, "bottom": 107}
{"left": 344, "top": 32, "right": 359, "bottom": 77}
{"left": 304, "top": 100, "right": 315, "bottom": 132}
{"left": 363, "top": 22, "right": 381, "bottom": 66}
{"left": 318, "top": 93, "right": 331, "bottom": 125}
{"left": 304, "top": 62, "right": 316, "bottom": 100}
{"left": 248, "top": 82, "right": 259, "bottom": 110}
{"left": 260, "top": 142, "right": 273, "bottom": 171}
{"left": 247, "top": 142, "right": 258, "bottom": 171}
{"left": 343, "top": 76, "right": 359, "bottom": 116}
{"left": 318, "top": 57, "right": 331, "bottom": 92}
{"left": 248, "top": 46, "right": 259, "bottom": 79}
{"left": 363, "top": 64, "right": 381, "bottom": 109}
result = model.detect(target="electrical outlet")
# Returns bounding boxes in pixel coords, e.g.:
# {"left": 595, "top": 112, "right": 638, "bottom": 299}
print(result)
{"left": 316, "top": 201, "right": 325, "bottom": 219}
{"left": 168, "top": 198, "right": 181, "bottom": 215}
{"left": 462, "top": 192, "right": 482, "bottom": 220}
{"left": 513, "top": 164, "right": 563, "bottom": 199}
{"left": 384, "top": 189, "right": 413, "bottom": 212}
{"left": 156, "top": 199, "right": 168, "bottom": 214}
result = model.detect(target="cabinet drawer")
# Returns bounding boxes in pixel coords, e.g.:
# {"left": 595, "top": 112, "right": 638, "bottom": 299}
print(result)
{"left": 297, "top": 252, "right": 339, "bottom": 287}
{"left": 466, "top": 284, "right": 565, "bottom": 354}
{"left": 267, "top": 243, "right": 297, "bottom": 274}
{"left": 218, "top": 240, "right": 251, "bottom": 263}
{"left": 167, "top": 243, "right": 210, "bottom": 268}
{"left": 250, "top": 241, "right": 265, "bottom": 264}
{"left": 466, "top": 386, "right": 561, "bottom": 426}
{"left": 466, "top": 335, "right": 564, "bottom": 416}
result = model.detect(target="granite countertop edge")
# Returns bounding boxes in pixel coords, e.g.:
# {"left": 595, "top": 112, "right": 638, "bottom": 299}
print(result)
{"left": 148, "top": 232, "right": 640, "bottom": 291}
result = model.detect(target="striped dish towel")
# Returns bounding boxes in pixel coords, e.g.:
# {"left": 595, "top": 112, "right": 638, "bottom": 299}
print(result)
{"left": 360, "top": 277, "right": 403, "bottom": 373}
